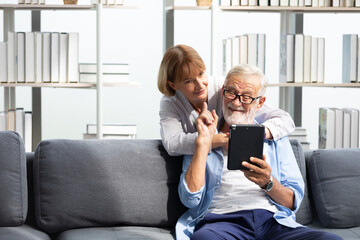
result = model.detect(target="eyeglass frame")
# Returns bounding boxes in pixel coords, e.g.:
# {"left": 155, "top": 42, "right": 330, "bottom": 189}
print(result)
{"left": 223, "top": 89, "right": 262, "bottom": 105}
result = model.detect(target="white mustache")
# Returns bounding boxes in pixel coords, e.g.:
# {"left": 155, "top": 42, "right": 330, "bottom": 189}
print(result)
{"left": 227, "top": 103, "right": 245, "bottom": 111}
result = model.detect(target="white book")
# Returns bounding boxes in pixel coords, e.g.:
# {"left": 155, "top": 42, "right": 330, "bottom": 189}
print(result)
{"left": 223, "top": 38, "right": 232, "bottom": 75}
{"left": 0, "top": 42, "right": 7, "bottom": 83}
{"left": 249, "top": 0, "right": 257, "bottom": 5}
{"left": 42, "top": 32, "right": 51, "bottom": 83}
{"left": 305, "top": 0, "right": 312, "bottom": 6}
{"left": 231, "top": 37, "right": 240, "bottom": 67}
{"left": 319, "top": 107, "right": 335, "bottom": 149}
{"left": 325, "top": 0, "right": 331, "bottom": 6}
{"left": 343, "top": 110, "right": 351, "bottom": 148}
{"left": 294, "top": 34, "right": 304, "bottom": 83}
{"left": 79, "top": 63, "right": 129, "bottom": 74}
{"left": 24, "top": 111, "right": 32, "bottom": 152}
{"left": 232, "top": 0, "right": 240, "bottom": 5}
{"left": 356, "top": 0, "right": 360, "bottom": 6}
{"left": 35, "top": 32, "right": 42, "bottom": 83}
{"left": 331, "top": 108, "right": 343, "bottom": 149}
{"left": 221, "top": 0, "right": 231, "bottom": 5}
{"left": 303, "top": 36, "right": 311, "bottom": 83}
{"left": 247, "top": 34, "right": 257, "bottom": 67}
{"left": 7, "top": 109, "right": 16, "bottom": 131}
{"left": 342, "top": 34, "right": 358, "bottom": 83}
{"left": 51, "top": 32, "right": 60, "bottom": 83}
{"left": 333, "top": 0, "right": 340, "bottom": 7}
{"left": 312, "top": 0, "right": 319, "bottom": 6}
{"left": 86, "top": 123, "right": 137, "bottom": 135}
{"left": 25, "top": 32, "right": 35, "bottom": 83}
{"left": 7, "top": 32, "right": 16, "bottom": 83}
{"left": 290, "top": 0, "right": 298, "bottom": 6}
{"left": 16, "top": 32, "right": 25, "bottom": 83}
{"left": 31, "top": 0, "right": 38, "bottom": 4}
{"left": 68, "top": 32, "right": 79, "bottom": 83}
{"left": 280, "top": 34, "right": 294, "bottom": 83}
{"left": 340, "top": 0, "right": 346, "bottom": 5}
{"left": 319, "top": 0, "right": 325, "bottom": 6}
{"left": 0, "top": 112, "right": 6, "bottom": 131}
{"left": 298, "top": 0, "right": 305, "bottom": 5}
{"left": 270, "top": 0, "right": 279, "bottom": 5}
{"left": 15, "top": 108, "right": 25, "bottom": 140}
{"left": 79, "top": 73, "right": 130, "bottom": 83}
{"left": 241, "top": 0, "right": 249, "bottom": 5}
{"left": 59, "top": 33, "right": 68, "bottom": 83}
{"left": 343, "top": 108, "right": 359, "bottom": 148}
{"left": 280, "top": 0, "right": 289, "bottom": 5}
{"left": 257, "top": 34, "right": 266, "bottom": 74}
{"left": 260, "top": 0, "right": 269, "bottom": 5}
{"left": 239, "top": 35, "right": 248, "bottom": 64}
{"left": 317, "top": 38, "right": 325, "bottom": 83}
{"left": 310, "top": 37, "right": 318, "bottom": 83}
{"left": 346, "top": 0, "right": 354, "bottom": 6}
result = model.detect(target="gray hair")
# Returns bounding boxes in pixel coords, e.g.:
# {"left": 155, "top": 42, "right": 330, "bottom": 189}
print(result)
{"left": 225, "top": 64, "right": 268, "bottom": 96}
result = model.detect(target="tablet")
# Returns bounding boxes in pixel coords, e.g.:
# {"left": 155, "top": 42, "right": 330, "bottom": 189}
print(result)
{"left": 227, "top": 124, "right": 265, "bottom": 170}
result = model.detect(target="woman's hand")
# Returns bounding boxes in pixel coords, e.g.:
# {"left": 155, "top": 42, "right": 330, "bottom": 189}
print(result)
{"left": 195, "top": 102, "right": 218, "bottom": 147}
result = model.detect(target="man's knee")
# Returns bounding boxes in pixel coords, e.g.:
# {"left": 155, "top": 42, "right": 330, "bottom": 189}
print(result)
{"left": 191, "top": 229, "right": 220, "bottom": 240}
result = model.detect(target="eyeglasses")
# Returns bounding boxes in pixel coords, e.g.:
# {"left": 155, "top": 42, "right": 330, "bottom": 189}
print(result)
{"left": 223, "top": 89, "right": 261, "bottom": 105}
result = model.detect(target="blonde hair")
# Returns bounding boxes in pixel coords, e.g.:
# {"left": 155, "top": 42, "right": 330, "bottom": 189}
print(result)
{"left": 225, "top": 64, "right": 268, "bottom": 96}
{"left": 157, "top": 44, "right": 206, "bottom": 96}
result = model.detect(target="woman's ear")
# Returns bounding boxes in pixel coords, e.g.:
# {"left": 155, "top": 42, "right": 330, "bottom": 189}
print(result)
{"left": 167, "top": 81, "right": 176, "bottom": 91}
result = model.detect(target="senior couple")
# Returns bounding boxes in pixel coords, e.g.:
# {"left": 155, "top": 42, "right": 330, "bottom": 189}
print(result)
{"left": 157, "top": 45, "right": 342, "bottom": 240}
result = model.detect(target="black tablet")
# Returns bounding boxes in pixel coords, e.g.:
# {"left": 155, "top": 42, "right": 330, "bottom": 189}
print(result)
{"left": 227, "top": 124, "right": 265, "bottom": 170}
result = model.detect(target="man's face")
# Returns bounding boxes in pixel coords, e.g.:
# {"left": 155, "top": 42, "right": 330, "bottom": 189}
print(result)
{"left": 222, "top": 75, "right": 264, "bottom": 125}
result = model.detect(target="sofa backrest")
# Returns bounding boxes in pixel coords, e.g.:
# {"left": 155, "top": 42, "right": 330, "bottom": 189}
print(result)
{"left": 0, "top": 131, "right": 28, "bottom": 227}
{"left": 33, "top": 139, "right": 186, "bottom": 234}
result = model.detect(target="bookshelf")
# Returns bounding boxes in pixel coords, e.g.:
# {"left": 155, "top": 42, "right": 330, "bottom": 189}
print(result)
{"left": 1, "top": 3, "right": 138, "bottom": 150}
{"left": 163, "top": 1, "right": 360, "bottom": 129}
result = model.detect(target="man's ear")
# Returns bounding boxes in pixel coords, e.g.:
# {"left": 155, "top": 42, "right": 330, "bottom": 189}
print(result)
{"left": 257, "top": 96, "right": 266, "bottom": 110}
{"left": 167, "top": 81, "right": 176, "bottom": 90}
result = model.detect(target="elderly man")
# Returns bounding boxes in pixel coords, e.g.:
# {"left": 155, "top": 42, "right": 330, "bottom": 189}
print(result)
{"left": 175, "top": 64, "right": 342, "bottom": 240}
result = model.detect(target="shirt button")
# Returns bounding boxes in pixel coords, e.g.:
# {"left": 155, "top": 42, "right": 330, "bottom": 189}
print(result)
{"left": 217, "top": 181, "right": 220, "bottom": 185}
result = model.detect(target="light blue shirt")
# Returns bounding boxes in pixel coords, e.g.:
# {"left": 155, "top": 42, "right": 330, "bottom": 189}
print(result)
{"left": 176, "top": 137, "right": 305, "bottom": 240}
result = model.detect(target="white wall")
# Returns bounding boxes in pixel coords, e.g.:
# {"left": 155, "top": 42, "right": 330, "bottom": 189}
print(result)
{"left": 1, "top": 1, "right": 360, "bottom": 149}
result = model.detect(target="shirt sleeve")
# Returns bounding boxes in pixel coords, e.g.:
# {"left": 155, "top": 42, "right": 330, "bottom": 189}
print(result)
{"left": 255, "top": 104, "right": 295, "bottom": 140}
{"left": 159, "top": 97, "right": 197, "bottom": 156}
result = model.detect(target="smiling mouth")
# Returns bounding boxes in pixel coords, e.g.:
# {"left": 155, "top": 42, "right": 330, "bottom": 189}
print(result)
{"left": 195, "top": 89, "right": 206, "bottom": 95}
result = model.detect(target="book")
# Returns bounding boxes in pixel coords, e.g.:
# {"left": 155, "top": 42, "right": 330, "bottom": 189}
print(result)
{"left": 35, "top": 32, "right": 42, "bottom": 83}
{"left": 342, "top": 34, "right": 358, "bottom": 83}
{"left": 249, "top": 0, "right": 257, "bottom": 5}
{"left": 343, "top": 108, "right": 359, "bottom": 148}
{"left": 59, "top": 33, "right": 68, "bottom": 83}
{"left": 290, "top": 0, "right": 298, "bottom": 6}
{"left": 0, "top": 111, "right": 6, "bottom": 131}
{"left": 294, "top": 34, "right": 304, "bottom": 83}
{"left": 79, "top": 73, "right": 130, "bottom": 83}
{"left": 0, "top": 42, "right": 7, "bottom": 83}
{"left": 304, "top": 0, "right": 311, "bottom": 5}
{"left": 317, "top": 38, "right": 325, "bottom": 83}
{"left": 257, "top": 34, "right": 266, "bottom": 74}
{"left": 68, "top": 32, "right": 79, "bottom": 83}
{"left": 280, "top": 0, "right": 289, "bottom": 5}
{"left": 331, "top": 108, "right": 344, "bottom": 149}
{"left": 232, "top": 0, "right": 240, "bottom": 5}
{"left": 279, "top": 34, "right": 294, "bottom": 83}
{"left": 15, "top": 108, "right": 25, "bottom": 140}
{"left": 356, "top": 0, "right": 360, "bottom": 6}
{"left": 86, "top": 123, "right": 136, "bottom": 135}
{"left": 343, "top": 109, "right": 351, "bottom": 148}
{"left": 310, "top": 37, "right": 318, "bottom": 83}
{"left": 51, "top": 32, "right": 60, "bottom": 83}
{"left": 260, "top": 0, "right": 269, "bottom": 6}
{"left": 231, "top": 36, "right": 240, "bottom": 67}
{"left": 239, "top": 35, "right": 248, "bottom": 64}
{"left": 42, "top": 32, "right": 51, "bottom": 83}
{"left": 79, "top": 63, "right": 129, "bottom": 74}
{"left": 270, "top": 0, "right": 279, "bottom": 5}
{"left": 313, "top": 0, "right": 319, "bottom": 6}
{"left": 24, "top": 111, "right": 32, "bottom": 152}
{"left": 7, "top": 109, "right": 16, "bottom": 131}
{"left": 346, "top": 0, "right": 354, "bottom": 6}
{"left": 25, "top": 32, "right": 35, "bottom": 83}
{"left": 241, "top": 0, "right": 249, "bottom": 5}
{"left": 16, "top": 32, "right": 25, "bottom": 83}
{"left": 247, "top": 34, "right": 258, "bottom": 67}
{"left": 303, "top": 35, "right": 311, "bottom": 83}
{"left": 220, "top": 0, "right": 231, "bottom": 6}
{"left": 319, "top": 107, "right": 335, "bottom": 149}
{"left": 223, "top": 38, "right": 232, "bottom": 75}
{"left": 7, "top": 32, "right": 16, "bottom": 83}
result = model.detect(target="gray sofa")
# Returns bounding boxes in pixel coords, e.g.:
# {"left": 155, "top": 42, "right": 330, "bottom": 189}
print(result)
{"left": 0, "top": 131, "right": 360, "bottom": 240}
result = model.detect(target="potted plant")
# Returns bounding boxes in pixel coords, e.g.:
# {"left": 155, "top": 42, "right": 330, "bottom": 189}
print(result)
{"left": 196, "top": 0, "right": 212, "bottom": 6}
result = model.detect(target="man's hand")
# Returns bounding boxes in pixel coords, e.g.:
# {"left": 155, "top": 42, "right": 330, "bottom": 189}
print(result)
{"left": 211, "top": 133, "right": 229, "bottom": 150}
{"left": 241, "top": 155, "right": 271, "bottom": 188}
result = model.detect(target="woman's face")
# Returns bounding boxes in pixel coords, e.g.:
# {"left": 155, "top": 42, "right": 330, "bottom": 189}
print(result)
{"left": 169, "top": 69, "right": 208, "bottom": 108}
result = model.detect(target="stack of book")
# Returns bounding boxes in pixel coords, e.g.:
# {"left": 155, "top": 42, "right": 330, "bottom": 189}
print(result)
{"left": 18, "top": 0, "right": 45, "bottom": 4}
{"left": 288, "top": 127, "right": 310, "bottom": 150}
{"left": 342, "top": 34, "right": 360, "bottom": 83}
{"left": 79, "top": 63, "right": 130, "bottom": 83}
{"left": 0, "top": 32, "right": 79, "bottom": 84}
{"left": 91, "top": 0, "right": 124, "bottom": 4}
{"left": 223, "top": 33, "right": 266, "bottom": 75}
{"left": 83, "top": 123, "right": 136, "bottom": 139}
{"left": 319, "top": 107, "right": 359, "bottom": 149}
{"left": 220, "top": 0, "right": 360, "bottom": 7}
{"left": 0, "top": 109, "right": 32, "bottom": 152}
{"left": 280, "top": 34, "right": 325, "bottom": 84}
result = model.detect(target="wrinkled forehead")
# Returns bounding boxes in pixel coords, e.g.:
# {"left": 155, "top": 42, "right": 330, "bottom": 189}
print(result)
{"left": 224, "top": 75, "right": 261, "bottom": 94}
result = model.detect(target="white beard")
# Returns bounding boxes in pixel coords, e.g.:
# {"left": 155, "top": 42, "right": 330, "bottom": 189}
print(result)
{"left": 222, "top": 100, "right": 258, "bottom": 125}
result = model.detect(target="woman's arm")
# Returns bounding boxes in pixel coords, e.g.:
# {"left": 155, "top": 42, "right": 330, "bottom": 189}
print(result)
{"left": 255, "top": 104, "right": 295, "bottom": 140}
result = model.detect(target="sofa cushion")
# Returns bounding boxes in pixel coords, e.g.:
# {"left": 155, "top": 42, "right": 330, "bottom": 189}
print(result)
{"left": 289, "top": 139, "right": 312, "bottom": 225}
{"left": 34, "top": 139, "right": 186, "bottom": 234}
{"left": 0, "top": 224, "right": 51, "bottom": 240}
{"left": 307, "top": 149, "right": 360, "bottom": 228}
{"left": 57, "top": 226, "right": 174, "bottom": 240}
{"left": 0, "top": 131, "right": 28, "bottom": 227}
